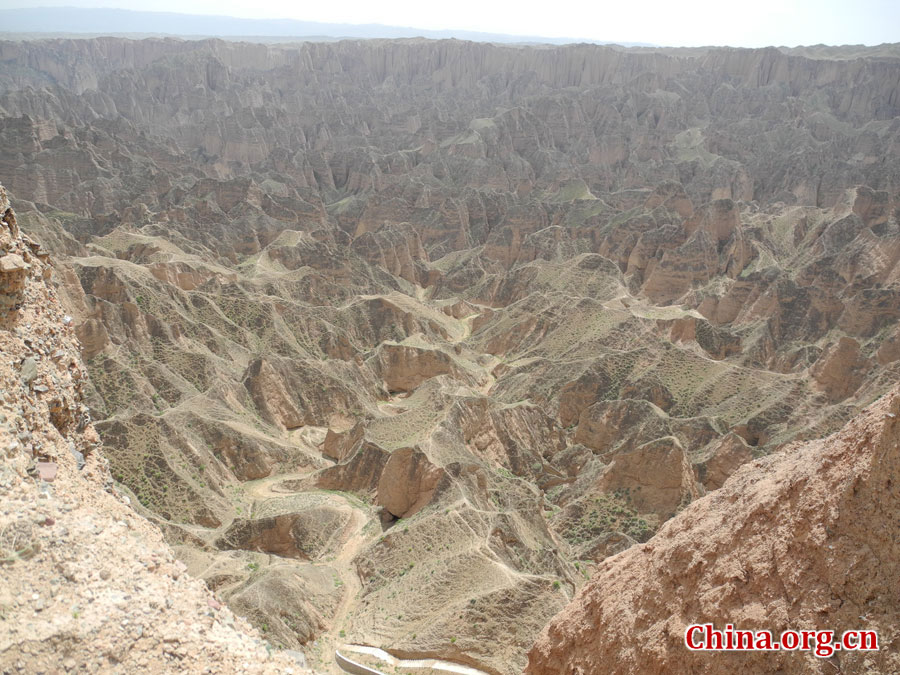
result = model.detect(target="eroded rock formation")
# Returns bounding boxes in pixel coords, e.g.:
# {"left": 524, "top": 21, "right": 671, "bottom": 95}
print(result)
{"left": 527, "top": 387, "right": 900, "bottom": 675}
{"left": 0, "top": 187, "right": 303, "bottom": 673}
{"left": 1, "top": 37, "right": 899, "bottom": 673}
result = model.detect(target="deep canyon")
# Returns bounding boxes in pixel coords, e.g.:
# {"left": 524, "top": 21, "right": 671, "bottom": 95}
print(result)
{"left": 1, "top": 36, "right": 899, "bottom": 674}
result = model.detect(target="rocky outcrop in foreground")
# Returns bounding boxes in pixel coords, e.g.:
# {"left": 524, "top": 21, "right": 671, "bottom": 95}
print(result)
{"left": 0, "top": 185, "right": 303, "bottom": 673}
{"left": 527, "top": 385, "right": 900, "bottom": 674}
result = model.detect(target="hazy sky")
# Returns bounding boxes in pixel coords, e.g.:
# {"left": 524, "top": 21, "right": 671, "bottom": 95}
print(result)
{"left": 2, "top": 0, "right": 898, "bottom": 46}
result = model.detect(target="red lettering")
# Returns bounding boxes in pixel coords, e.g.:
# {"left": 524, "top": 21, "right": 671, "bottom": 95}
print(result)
{"left": 708, "top": 624, "right": 724, "bottom": 650}
{"left": 781, "top": 630, "right": 799, "bottom": 650}
{"left": 754, "top": 631, "right": 774, "bottom": 650}
{"left": 685, "top": 625, "right": 705, "bottom": 650}
{"left": 857, "top": 631, "right": 878, "bottom": 650}
{"left": 682, "top": 625, "right": 876, "bottom": 654}
{"left": 814, "top": 631, "right": 835, "bottom": 658}
{"left": 800, "top": 630, "right": 815, "bottom": 651}
{"left": 734, "top": 630, "right": 753, "bottom": 650}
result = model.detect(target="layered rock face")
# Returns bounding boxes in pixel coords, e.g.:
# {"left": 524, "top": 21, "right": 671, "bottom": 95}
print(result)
{"left": 0, "top": 186, "right": 303, "bottom": 674}
{"left": 527, "top": 387, "right": 900, "bottom": 675}
{"left": 0, "top": 38, "right": 898, "bottom": 674}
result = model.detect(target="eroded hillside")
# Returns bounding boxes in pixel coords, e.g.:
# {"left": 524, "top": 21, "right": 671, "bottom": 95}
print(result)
{"left": 0, "top": 184, "right": 304, "bottom": 673}
{"left": 527, "top": 385, "right": 900, "bottom": 674}
{"left": 1, "top": 38, "right": 898, "bottom": 673}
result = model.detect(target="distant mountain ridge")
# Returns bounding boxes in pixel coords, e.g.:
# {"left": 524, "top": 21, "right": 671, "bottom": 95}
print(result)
{"left": 0, "top": 6, "right": 653, "bottom": 45}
